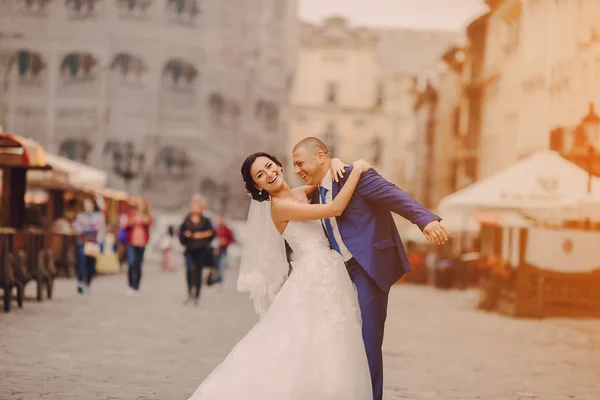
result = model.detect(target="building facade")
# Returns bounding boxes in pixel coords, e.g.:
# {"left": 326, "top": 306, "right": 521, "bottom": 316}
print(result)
{"left": 411, "top": 46, "right": 466, "bottom": 210}
{"left": 290, "top": 16, "right": 461, "bottom": 189}
{"left": 477, "top": 0, "right": 600, "bottom": 179}
{"left": 0, "top": 0, "right": 298, "bottom": 219}
{"left": 454, "top": 13, "right": 489, "bottom": 192}
{"left": 411, "top": 79, "right": 437, "bottom": 207}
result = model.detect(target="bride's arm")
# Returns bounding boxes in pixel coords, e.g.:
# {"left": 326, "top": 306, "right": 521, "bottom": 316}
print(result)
{"left": 272, "top": 160, "right": 371, "bottom": 222}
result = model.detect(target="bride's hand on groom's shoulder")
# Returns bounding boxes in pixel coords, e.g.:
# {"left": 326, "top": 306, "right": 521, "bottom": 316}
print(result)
{"left": 330, "top": 158, "right": 349, "bottom": 182}
{"left": 352, "top": 159, "right": 372, "bottom": 173}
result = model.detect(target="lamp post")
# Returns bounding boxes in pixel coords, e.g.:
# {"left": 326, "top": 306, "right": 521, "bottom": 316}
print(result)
{"left": 580, "top": 103, "right": 600, "bottom": 194}
{"left": 112, "top": 141, "right": 145, "bottom": 193}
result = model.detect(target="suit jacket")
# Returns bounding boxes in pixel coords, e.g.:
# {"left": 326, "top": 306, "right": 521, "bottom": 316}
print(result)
{"left": 312, "top": 167, "right": 440, "bottom": 292}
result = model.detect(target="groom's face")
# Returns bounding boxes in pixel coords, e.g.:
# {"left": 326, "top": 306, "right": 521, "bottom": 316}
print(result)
{"left": 292, "top": 146, "right": 326, "bottom": 186}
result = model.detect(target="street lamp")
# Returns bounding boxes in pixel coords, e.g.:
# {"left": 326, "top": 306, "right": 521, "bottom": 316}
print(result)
{"left": 112, "top": 141, "right": 145, "bottom": 193}
{"left": 579, "top": 103, "right": 600, "bottom": 194}
{"left": 581, "top": 102, "right": 600, "bottom": 146}
{"left": 587, "top": 145, "right": 595, "bottom": 194}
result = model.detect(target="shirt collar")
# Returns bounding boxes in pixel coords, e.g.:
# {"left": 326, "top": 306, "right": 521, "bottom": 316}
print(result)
{"left": 321, "top": 170, "right": 333, "bottom": 192}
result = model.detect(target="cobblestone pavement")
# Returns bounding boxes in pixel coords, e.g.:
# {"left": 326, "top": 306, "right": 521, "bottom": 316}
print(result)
{"left": 1, "top": 260, "right": 600, "bottom": 400}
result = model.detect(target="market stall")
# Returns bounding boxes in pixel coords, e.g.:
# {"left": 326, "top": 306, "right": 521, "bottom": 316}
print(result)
{"left": 436, "top": 150, "right": 600, "bottom": 317}
{"left": 0, "top": 133, "right": 54, "bottom": 312}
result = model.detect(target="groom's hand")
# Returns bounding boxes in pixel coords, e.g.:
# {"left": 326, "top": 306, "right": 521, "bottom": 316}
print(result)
{"left": 423, "top": 220, "right": 450, "bottom": 245}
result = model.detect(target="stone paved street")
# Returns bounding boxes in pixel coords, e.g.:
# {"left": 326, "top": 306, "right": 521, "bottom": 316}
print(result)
{"left": 1, "top": 259, "right": 600, "bottom": 400}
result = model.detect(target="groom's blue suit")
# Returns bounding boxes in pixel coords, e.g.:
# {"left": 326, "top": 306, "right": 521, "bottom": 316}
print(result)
{"left": 312, "top": 167, "right": 440, "bottom": 400}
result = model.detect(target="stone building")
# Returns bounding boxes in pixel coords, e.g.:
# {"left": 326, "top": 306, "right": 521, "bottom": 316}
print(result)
{"left": 477, "top": 0, "right": 600, "bottom": 179}
{"left": 411, "top": 0, "right": 600, "bottom": 209}
{"left": 290, "top": 16, "right": 461, "bottom": 189}
{"left": 412, "top": 12, "right": 490, "bottom": 209}
{"left": 0, "top": 0, "right": 298, "bottom": 219}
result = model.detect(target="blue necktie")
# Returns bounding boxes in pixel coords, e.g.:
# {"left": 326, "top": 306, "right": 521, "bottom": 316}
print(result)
{"left": 319, "top": 186, "right": 341, "bottom": 254}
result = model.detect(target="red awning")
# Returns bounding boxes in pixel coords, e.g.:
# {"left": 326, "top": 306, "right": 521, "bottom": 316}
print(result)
{"left": 0, "top": 133, "right": 49, "bottom": 169}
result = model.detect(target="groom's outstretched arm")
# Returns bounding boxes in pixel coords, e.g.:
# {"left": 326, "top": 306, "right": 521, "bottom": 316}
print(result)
{"left": 354, "top": 168, "right": 441, "bottom": 231}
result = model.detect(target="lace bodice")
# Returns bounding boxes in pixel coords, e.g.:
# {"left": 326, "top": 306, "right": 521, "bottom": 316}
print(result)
{"left": 282, "top": 220, "right": 331, "bottom": 258}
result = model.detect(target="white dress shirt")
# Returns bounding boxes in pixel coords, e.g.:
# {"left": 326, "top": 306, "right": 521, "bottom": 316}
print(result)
{"left": 320, "top": 171, "right": 353, "bottom": 262}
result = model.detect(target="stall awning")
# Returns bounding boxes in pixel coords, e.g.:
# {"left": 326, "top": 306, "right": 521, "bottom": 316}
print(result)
{"left": 83, "top": 186, "right": 128, "bottom": 201}
{"left": 472, "top": 210, "right": 532, "bottom": 228}
{"left": 0, "top": 133, "right": 48, "bottom": 169}
{"left": 438, "top": 150, "right": 599, "bottom": 215}
{"left": 44, "top": 153, "right": 107, "bottom": 187}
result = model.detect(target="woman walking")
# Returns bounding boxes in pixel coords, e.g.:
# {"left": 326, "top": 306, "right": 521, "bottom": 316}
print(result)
{"left": 179, "top": 194, "right": 215, "bottom": 305}
{"left": 125, "top": 197, "right": 153, "bottom": 297}
{"left": 73, "top": 197, "right": 106, "bottom": 294}
{"left": 214, "top": 212, "right": 235, "bottom": 283}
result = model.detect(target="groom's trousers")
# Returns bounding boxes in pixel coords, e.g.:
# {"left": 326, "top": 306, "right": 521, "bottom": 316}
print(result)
{"left": 347, "top": 259, "right": 389, "bottom": 400}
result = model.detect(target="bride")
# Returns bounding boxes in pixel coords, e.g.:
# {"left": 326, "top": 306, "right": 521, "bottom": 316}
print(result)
{"left": 187, "top": 152, "right": 373, "bottom": 399}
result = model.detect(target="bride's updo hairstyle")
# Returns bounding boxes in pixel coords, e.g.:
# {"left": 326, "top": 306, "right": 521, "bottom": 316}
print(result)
{"left": 241, "top": 152, "right": 283, "bottom": 202}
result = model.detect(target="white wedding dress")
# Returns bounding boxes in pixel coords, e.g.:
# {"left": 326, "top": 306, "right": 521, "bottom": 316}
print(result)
{"left": 188, "top": 219, "right": 372, "bottom": 399}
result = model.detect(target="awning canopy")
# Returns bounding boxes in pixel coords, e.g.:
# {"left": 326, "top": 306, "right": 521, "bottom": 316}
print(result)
{"left": 24, "top": 153, "right": 107, "bottom": 192}
{"left": 438, "top": 150, "right": 598, "bottom": 215}
{"left": 44, "top": 153, "right": 107, "bottom": 188}
{"left": 472, "top": 210, "right": 532, "bottom": 228}
{"left": 0, "top": 133, "right": 49, "bottom": 169}
{"left": 83, "top": 186, "right": 129, "bottom": 202}
{"left": 542, "top": 190, "right": 600, "bottom": 221}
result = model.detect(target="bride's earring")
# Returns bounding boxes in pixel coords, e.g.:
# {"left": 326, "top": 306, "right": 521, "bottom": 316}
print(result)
{"left": 259, "top": 190, "right": 263, "bottom": 196}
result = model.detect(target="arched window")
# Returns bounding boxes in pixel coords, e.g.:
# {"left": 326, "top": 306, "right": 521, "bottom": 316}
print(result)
{"left": 116, "top": 0, "right": 152, "bottom": 19}
{"left": 59, "top": 52, "right": 98, "bottom": 81}
{"left": 323, "top": 122, "right": 337, "bottom": 155}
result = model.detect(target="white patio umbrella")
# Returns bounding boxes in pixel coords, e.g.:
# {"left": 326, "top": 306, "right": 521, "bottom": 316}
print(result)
{"left": 438, "top": 149, "right": 599, "bottom": 216}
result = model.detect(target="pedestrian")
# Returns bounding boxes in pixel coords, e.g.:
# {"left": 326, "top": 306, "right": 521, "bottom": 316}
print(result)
{"left": 73, "top": 196, "right": 106, "bottom": 294}
{"left": 214, "top": 212, "right": 235, "bottom": 282}
{"left": 160, "top": 226, "right": 177, "bottom": 272}
{"left": 179, "top": 194, "right": 215, "bottom": 305}
{"left": 124, "top": 197, "right": 153, "bottom": 297}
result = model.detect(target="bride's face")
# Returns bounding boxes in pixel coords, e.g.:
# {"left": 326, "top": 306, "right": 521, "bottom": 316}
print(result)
{"left": 250, "top": 156, "right": 284, "bottom": 194}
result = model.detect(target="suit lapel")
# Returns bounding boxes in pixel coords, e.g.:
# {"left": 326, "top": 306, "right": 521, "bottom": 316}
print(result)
{"left": 311, "top": 190, "right": 320, "bottom": 205}
{"left": 332, "top": 180, "right": 340, "bottom": 199}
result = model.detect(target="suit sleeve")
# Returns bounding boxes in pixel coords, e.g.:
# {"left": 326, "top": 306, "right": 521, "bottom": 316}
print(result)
{"left": 355, "top": 168, "right": 441, "bottom": 231}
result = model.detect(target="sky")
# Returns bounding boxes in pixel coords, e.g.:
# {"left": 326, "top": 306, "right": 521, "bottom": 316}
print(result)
{"left": 299, "top": 0, "right": 488, "bottom": 31}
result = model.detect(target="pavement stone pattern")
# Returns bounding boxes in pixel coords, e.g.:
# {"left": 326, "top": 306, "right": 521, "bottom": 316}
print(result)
{"left": 1, "top": 259, "right": 599, "bottom": 400}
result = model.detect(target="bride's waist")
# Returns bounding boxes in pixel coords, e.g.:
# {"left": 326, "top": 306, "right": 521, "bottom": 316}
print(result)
{"left": 292, "top": 246, "right": 341, "bottom": 261}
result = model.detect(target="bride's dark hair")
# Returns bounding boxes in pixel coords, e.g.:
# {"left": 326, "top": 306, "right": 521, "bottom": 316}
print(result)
{"left": 240, "top": 152, "right": 283, "bottom": 202}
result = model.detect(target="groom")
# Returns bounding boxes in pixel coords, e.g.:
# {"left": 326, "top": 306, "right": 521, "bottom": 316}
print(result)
{"left": 292, "top": 137, "right": 449, "bottom": 400}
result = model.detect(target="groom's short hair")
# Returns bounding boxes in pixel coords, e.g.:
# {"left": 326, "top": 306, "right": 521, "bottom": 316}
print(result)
{"left": 293, "top": 137, "right": 330, "bottom": 156}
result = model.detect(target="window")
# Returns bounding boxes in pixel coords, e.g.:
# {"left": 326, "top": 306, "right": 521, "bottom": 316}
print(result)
{"left": 109, "top": 53, "right": 147, "bottom": 85}
{"left": 452, "top": 106, "right": 460, "bottom": 137}
{"left": 65, "top": 0, "right": 100, "bottom": 19}
{"left": 449, "top": 161, "right": 458, "bottom": 192}
{"left": 370, "top": 137, "right": 382, "bottom": 166}
{"left": 12, "top": 50, "right": 46, "bottom": 86}
{"left": 501, "top": 1, "right": 521, "bottom": 54}
{"left": 59, "top": 52, "right": 99, "bottom": 82}
{"left": 15, "top": 0, "right": 51, "bottom": 16}
{"left": 323, "top": 122, "right": 337, "bottom": 155}
{"left": 465, "top": 157, "right": 478, "bottom": 181}
{"left": 326, "top": 81, "right": 338, "bottom": 104}
{"left": 116, "top": 0, "right": 153, "bottom": 19}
